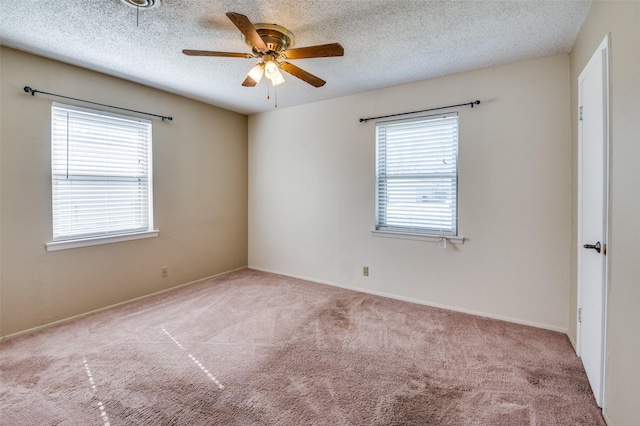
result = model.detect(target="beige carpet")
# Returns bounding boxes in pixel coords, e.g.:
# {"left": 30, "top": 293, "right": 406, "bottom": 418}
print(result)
{"left": 0, "top": 269, "right": 604, "bottom": 425}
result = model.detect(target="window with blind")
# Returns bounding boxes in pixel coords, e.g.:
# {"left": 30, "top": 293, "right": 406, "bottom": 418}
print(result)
{"left": 375, "top": 112, "right": 458, "bottom": 236}
{"left": 49, "top": 103, "right": 154, "bottom": 248}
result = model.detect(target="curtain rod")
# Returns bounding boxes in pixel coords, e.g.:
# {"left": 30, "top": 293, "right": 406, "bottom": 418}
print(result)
{"left": 23, "top": 86, "right": 173, "bottom": 121}
{"left": 359, "top": 100, "right": 480, "bottom": 123}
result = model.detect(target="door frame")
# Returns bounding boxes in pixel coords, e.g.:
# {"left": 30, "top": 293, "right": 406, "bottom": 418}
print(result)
{"left": 576, "top": 33, "right": 611, "bottom": 408}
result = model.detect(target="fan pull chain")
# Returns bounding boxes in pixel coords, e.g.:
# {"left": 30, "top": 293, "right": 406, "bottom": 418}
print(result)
{"left": 264, "top": 83, "right": 277, "bottom": 108}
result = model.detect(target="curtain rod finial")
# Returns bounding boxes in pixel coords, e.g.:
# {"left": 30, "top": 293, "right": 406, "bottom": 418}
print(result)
{"left": 24, "top": 86, "right": 35, "bottom": 95}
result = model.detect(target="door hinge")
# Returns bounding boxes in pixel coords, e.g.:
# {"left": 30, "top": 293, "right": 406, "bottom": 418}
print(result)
{"left": 578, "top": 308, "right": 582, "bottom": 323}
{"left": 579, "top": 106, "right": 583, "bottom": 121}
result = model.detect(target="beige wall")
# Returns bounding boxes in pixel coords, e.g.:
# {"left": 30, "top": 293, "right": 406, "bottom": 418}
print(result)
{"left": 0, "top": 47, "right": 248, "bottom": 337}
{"left": 249, "top": 55, "right": 572, "bottom": 331}
{"left": 569, "top": 1, "right": 640, "bottom": 424}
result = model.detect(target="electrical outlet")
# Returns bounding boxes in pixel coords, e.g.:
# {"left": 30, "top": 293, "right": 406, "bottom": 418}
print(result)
{"left": 363, "top": 266, "right": 369, "bottom": 277}
{"left": 161, "top": 266, "right": 168, "bottom": 278}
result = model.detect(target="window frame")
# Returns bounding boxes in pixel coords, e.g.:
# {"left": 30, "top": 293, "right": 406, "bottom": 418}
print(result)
{"left": 46, "top": 102, "right": 157, "bottom": 251}
{"left": 372, "top": 112, "right": 464, "bottom": 244}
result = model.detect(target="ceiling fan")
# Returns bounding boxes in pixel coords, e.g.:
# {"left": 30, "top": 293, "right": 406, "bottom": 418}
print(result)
{"left": 183, "top": 12, "right": 344, "bottom": 88}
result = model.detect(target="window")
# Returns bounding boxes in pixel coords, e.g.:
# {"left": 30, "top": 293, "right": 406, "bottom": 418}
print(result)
{"left": 47, "top": 103, "right": 156, "bottom": 250}
{"left": 375, "top": 112, "right": 459, "bottom": 237}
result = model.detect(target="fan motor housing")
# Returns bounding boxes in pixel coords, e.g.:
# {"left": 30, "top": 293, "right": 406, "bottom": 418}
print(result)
{"left": 244, "top": 24, "right": 295, "bottom": 54}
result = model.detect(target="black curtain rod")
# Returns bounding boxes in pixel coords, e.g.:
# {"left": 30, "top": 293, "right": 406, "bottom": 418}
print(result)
{"left": 23, "top": 86, "right": 173, "bottom": 121}
{"left": 359, "top": 100, "right": 480, "bottom": 123}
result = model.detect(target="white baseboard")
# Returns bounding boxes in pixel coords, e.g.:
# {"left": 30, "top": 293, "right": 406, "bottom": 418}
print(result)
{"left": 249, "top": 266, "right": 568, "bottom": 335}
{"left": 1, "top": 266, "right": 248, "bottom": 341}
{"left": 567, "top": 332, "right": 577, "bottom": 352}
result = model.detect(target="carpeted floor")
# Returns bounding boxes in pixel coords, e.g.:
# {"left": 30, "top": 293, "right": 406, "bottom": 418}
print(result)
{"left": 0, "top": 269, "right": 605, "bottom": 425}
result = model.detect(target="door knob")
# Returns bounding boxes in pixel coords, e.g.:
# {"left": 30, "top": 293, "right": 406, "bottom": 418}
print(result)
{"left": 583, "top": 241, "right": 601, "bottom": 253}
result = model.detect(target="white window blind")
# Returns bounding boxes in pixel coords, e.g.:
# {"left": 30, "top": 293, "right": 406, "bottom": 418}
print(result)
{"left": 376, "top": 112, "right": 458, "bottom": 235}
{"left": 51, "top": 103, "right": 153, "bottom": 242}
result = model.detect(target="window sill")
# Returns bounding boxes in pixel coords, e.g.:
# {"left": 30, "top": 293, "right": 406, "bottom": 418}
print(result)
{"left": 46, "top": 230, "right": 159, "bottom": 252}
{"left": 371, "top": 229, "right": 465, "bottom": 245}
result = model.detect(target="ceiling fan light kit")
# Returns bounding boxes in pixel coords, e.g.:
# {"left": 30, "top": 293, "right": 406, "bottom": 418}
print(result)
{"left": 183, "top": 12, "right": 344, "bottom": 104}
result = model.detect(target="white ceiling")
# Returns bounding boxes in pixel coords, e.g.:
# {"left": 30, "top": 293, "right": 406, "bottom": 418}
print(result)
{"left": 0, "top": 0, "right": 591, "bottom": 115}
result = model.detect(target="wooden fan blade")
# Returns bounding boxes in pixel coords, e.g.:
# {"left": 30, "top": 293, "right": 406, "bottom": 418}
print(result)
{"left": 280, "top": 62, "right": 326, "bottom": 87}
{"left": 242, "top": 75, "right": 258, "bottom": 87}
{"left": 183, "top": 50, "right": 255, "bottom": 58}
{"left": 282, "top": 43, "right": 344, "bottom": 59}
{"left": 226, "top": 12, "right": 268, "bottom": 52}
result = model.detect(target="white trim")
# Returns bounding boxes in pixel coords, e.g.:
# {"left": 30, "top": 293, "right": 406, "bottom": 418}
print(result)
{"left": 371, "top": 229, "right": 465, "bottom": 244}
{"left": 601, "top": 33, "right": 612, "bottom": 412}
{"left": 602, "top": 33, "right": 612, "bottom": 413}
{"left": 248, "top": 266, "right": 567, "bottom": 334}
{"left": 567, "top": 332, "right": 577, "bottom": 352}
{"left": 46, "top": 230, "right": 159, "bottom": 251}
{"left": 0, "top": 266, "right": 248, "bottom": 341}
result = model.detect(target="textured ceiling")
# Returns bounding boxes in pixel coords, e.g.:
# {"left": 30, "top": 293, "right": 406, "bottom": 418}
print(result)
{"left": 0, "top": 0, "right": 591, "bottom": 115}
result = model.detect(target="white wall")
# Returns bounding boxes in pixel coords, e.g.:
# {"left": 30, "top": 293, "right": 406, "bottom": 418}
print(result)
{"left": 569, "top": 2, "right": 640, "bottom": 424}
{"left": 249, "top": 55, "right": 571, "bottom": 331}
{"left": 0, "top": 47, "right": 248, "bottom": 337}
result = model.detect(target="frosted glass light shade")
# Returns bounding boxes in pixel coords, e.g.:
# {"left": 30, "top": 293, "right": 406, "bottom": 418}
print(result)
{"left": 271, "top": 70, "right": 285, "bottom": 86}
{"left": 247, "top": 64, "right": 264, "bottom": 84}
{"left": 264, "top": 60, "right": 279, "bottom": 80}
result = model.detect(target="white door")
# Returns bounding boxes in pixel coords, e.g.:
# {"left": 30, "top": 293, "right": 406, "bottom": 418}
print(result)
{"left": 577, "top": 35, "right": 610, "bottom": 408}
